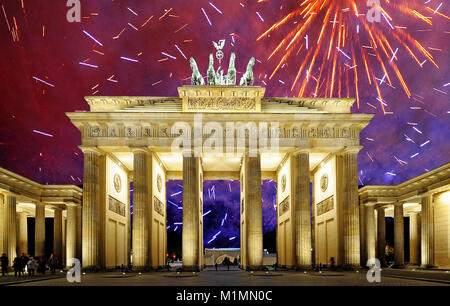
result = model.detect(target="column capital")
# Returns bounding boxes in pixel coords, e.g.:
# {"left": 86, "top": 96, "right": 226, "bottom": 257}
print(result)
{"left": 339, "top": 146, "right": 363, "bottom": 155}
{"left": 394, "top": 201, "right": 406, "bottom": 207}
{"left": 130, "top": 147, "right": 151, "bottom": 154}
{"left": 64, "top": 202, "right": 79, "bottom": 209}
{"left": 79, "top": 146, "right": 104, "bottom": 155}
{"left": 376, "top": 205, "right": 387, "bottom": 212}
{"left": 365, "top": 202, "right": 377, "bottom": 207}
{"left": 2, "top": 190, "right": 17, "bottom": 197}
{"left": 292, "top": 148, "right": 311, "bottom": 155}
{"left": 418, "top": 191, "right": 432, "bottom": 200}
{"left": 16, "top": 210, "right": 29, "bottom": 216}
{"left": 242, "top": 148, "right": 260, "bottom": 158}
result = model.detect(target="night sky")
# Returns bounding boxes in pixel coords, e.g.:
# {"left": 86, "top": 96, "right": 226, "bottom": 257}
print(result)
{"left": 167, "top": 180, "right": 277, "bottom": 248}
{"left": 0, "top": 1, "right": 448, "bottom": 247}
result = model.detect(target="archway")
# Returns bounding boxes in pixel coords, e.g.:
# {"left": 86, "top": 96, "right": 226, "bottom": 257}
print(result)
{"left": 166, "top": 178, "right": 277, "bottom": 270}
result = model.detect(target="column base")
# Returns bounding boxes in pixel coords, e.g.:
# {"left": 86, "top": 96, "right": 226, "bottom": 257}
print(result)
{"left": 82, "top": 265, "right": 104, "bottom": 272}
{"left": 342, "top": 264, "right": 362, "bottom": 271}
{"left": 393, "top": 264, "right": 405, "bottom": 269}
{"left": 419, "top": 264, "right": 436, "bottom": 269}
{"left": 245, "top": 265, "right": 265, "bottom": 271}
{"left": 296, "top": 265, "right": 313, "bottom": 271}
{"left": 182, "top": 265, "right": 201, "bottom": 272}
{"left": 132, "top": 266, "right": 151, "bottom": 272}
{"left": 378, "top": 262, "right": 388, "bottom": 268}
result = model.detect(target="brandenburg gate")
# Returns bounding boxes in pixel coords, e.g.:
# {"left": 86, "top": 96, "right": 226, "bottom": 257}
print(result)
{"left": 67, "top": 84, "right": 373, "bottom": 271}
{"left": 66, "top": 50, "right": 373, "bottom": 271}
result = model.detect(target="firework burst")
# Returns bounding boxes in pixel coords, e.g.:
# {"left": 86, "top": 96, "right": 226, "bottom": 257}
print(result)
{"left": 257, "top": 0, "right": 447, "bottom": 113}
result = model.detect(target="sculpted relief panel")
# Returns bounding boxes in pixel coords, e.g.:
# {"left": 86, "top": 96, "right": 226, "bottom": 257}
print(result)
{"left": 153, "top": 196, "right": 164, "bottom": 217}
{"left": 125, "top": 127, "right": 137, "bottom": 137}
{"left": 316, "top": 196, "right": 334, "bottom": 216}
{"left": 87, "top": 123, "right": 358, "bottom": 141}
{"left": 108, "top": 196, "right": 126, "bottom": 217}
{"left": 90, "top": 126, "right": 102, "bottom": 137}
{"left": 186, "top": 97, "right": 257, "bottom": 112}
{"left": 279, "top": 196, "right": 290, "bottom": 217}
{"left": 108, "top": 127, "right": 118, "bottom": 137}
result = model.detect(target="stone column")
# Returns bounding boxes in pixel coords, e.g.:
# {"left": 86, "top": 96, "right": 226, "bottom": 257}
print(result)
{"left": 132, "top": 148, "right": 151, "bottom": 269}
{"left": 53, "top": 208, "right": 62, "bottom": 264}
{"left": 310, "top": 182, "right": 315, "bottom": 267}
{"left": 366, "top": 204, "right": 376, "bottom": 261}
{"left": 245, "top": 153, "right": 263, "bottom": 270}
{"left": 17, "top": 212, "right": 28, "bottom": 255}
{"left": 182, "top": 155, "right": 201, "bottom": 271}
{"left": 0, "top": 194, "right": 4, "bottom": 256}
{"left": 66, "top": 205, "right": 77, "bottom": 267}
{"left": 376, "top": 207, "right": 386, "bottom": 266}
{"left": 409, "top": 212, "right": 420, "bottom": 265}
{"left": 35, "top": 203, "right": 46, "bottom": 257}
{"left": 293, "top": 151, "right": 311, "bottom": 269}
{"left": 76, "top": 206, "right": 82, "bottom": 261}
{"left": 359, "top": 203, "right": 367, "bottom": 266}
{"left": 62, "top": 217, "right": 66, "bottom": 267}
{"left": 82, "top": 148, "right": 102, "bottom": 269}
{"left": 420, "top": 194, "right": 434, "bottom": 268}
{"left": 339, "top": 149, "right": 361, "bottom": 269}
{"left": 127, "top": 174, "right": 132, "bottom": 266}
{"left": 394, "top": 202, "right": 404, "bottom": 268}
{"left": 4, "top": 195, "right": 17, "bottom": 266}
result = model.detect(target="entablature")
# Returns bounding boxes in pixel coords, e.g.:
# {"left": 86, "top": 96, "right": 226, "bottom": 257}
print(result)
{"left": 67, "top": 112, "right": 372, "bottom": 149}
{"left": 0, "top": 167, "right": 82, "bottom": 206}
{"left": 359, "top": 163, "right": 450, "bottom": 205}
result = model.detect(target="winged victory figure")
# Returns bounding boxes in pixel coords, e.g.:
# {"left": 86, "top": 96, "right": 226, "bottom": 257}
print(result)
{"left": 226, "top": 52, "right": 237, "bottom": 85}
{"left": 207, "top": 54, "right": 216, "bottom": 85}
{"left": 190, "top": 57, "right": 205, "bottom": 85}
{"left": 239, "top": 57, "right": 255, "bottom": 86}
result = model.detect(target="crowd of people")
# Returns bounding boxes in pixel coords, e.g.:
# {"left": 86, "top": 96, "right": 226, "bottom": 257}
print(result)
{"left": 0, "top": 253, "right": 60, "bottom": 277}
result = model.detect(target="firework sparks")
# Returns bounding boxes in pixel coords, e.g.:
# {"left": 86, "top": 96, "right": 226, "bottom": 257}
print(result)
{"left": 82, "top": 30, "right": 103, "bottom": 46}
{"left": 32, "top": 76, "right": 55, "bottom": 87}
{"left": 201, "top": 8, "right": 212, "bottom": 26}
{"left": 257, "top": 0, "right": 443, "bottom": 109}
{"left": 120, "top": 56, "right": 139, "bottom": 63}
{"left": 33, "top": 130, "right": 53, "bottom": 137}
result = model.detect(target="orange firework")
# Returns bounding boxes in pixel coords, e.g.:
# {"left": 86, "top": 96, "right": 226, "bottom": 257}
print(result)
{"left": 257, "top": 0, "right": 444, "bottom": 112}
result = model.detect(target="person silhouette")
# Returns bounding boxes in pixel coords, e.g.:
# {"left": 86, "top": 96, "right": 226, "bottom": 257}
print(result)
{"left": 1, "top": 253, "right": 8, "bottom": 276}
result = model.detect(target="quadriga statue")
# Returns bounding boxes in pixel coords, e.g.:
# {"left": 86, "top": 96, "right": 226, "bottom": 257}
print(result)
{"left": 226, "top": 52, "right": 237, "bottom": 86}
{"left": 239, "top": 57, "right": 255, "bottom": 86}
{"left": 207, "top": 54, "right": 216, "bottom": 85}
{"left": 190, "top": 50, "right": 256, "bottom": 86}
{"left": 190, "top": 57, "right": 205, "bottom": 85}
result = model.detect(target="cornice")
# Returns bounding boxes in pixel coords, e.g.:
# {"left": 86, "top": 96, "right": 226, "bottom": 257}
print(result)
{"left": 358, "top": 163, "right": 450, "bottom": 203}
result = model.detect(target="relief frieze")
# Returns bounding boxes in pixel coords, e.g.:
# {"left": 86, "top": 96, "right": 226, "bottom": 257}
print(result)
{"left": 279, "top": 196, "right": 290, "bottom": 217}
{"left": 153, "top": 196, "right": 164, "bottom": 217}
{"left": 108, "top": 196, "right": 126, "bottom": 217}
{"left": 186, "top": 97, "right": 256, "bottom": 111}
{"left": 316, "top": 195, "right": 334, "bottom": 216}
{"left": 87, "top": 124, "right": 356, "bottom": 140}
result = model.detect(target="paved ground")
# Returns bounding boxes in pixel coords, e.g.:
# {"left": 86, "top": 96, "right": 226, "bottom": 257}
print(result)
{"left": 3, "top": 266, "right": 449, "bottom": 286}
{"left": 0, "top": 273, "right": 64, "bottom": 286}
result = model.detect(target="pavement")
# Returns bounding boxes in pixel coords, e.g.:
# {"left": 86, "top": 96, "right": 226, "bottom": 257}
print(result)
{"left": 3, "top": 266, "right": 449, "bottom": 286}
{"left": 0, "top": 272, "right": 65, "bottom": 286}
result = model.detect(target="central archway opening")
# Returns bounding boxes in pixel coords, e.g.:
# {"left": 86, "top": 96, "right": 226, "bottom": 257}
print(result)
{"left": 165, "top": 179, "right": 277, "bottom": 269}
{"left": 203, "top": 180, "right": 241, "bottom": 268}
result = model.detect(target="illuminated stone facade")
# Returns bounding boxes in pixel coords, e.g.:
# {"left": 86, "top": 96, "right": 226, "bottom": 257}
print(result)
{"left": 359, "top": 162, "right": 450, "bottom": 269}
{"left": 0, "top": 167, "right": 82, "bottom": 267}
{"left": 67, "top": 85, "right": 374, "bottom": 271}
